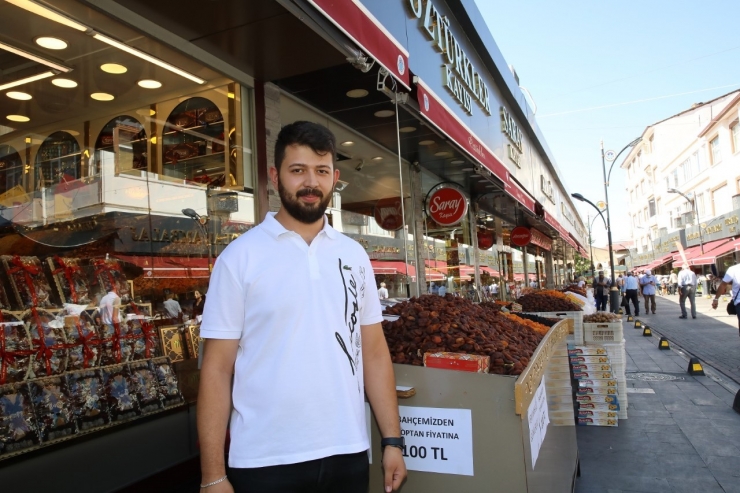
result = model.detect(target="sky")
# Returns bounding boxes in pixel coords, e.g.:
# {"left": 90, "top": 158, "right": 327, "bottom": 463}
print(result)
{"left": 472, "top": 0, "right": 740, "bottom": 247}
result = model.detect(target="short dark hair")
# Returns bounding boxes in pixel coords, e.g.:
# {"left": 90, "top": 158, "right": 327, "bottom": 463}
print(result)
{"left": 274, "top": 121, "right": 336, "bottom": 171}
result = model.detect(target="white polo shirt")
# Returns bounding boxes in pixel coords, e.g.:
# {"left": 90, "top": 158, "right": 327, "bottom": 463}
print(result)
{"left": 200, "top": 212, "right": 383, "bottom": 468}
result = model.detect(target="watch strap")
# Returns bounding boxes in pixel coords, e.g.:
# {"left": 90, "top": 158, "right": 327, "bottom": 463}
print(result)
{"left": 380, "top": 437, "right": 404, "bottom": 450}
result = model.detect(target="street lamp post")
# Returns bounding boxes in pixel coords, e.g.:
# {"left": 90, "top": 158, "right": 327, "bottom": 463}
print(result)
{"left": 668, "top": 188, "right": 704, "bottom": 254}
{"left": 586, "top": 213, "right": 602, "bottom": 275}
{"left": 600, "top": 137, "right": 642, "bottom": 312}
{"left": 182, "top": 208, "right": 213, "bottom": 272}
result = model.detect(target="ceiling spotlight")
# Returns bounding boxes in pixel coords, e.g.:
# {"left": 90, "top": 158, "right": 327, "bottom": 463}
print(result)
{"left": 7, "top": 115, "right": 30, "bottom": 122}
{"left": 374, "top": 110, "right": 395, "bottom": 118}
{"left": 371, "top": 156, "right": 383, "bottom": 161}
{"left": 52, "top": 78, "right": 77, "bottom": 88}
{"left": 419, "top": 140, "right": 435, "bottom": 146}
{"left": 138, "top": 79, "right": 162, "bottom": 89}
{"left": 435, "top": 151, "right": 452, "bottom": 157}
{"left": 6, "top": 91, "right": 32, "bottom": 100}
{"left": 101, "top": 63, "right": 127, "bottom": 74}
{"left": 34, "top": 36, "right": 67, "bottom": 50}
{"left": 399, "top": 126, "right": 417, "bottom": 133}
{"left": 461, "top": 167, "right": 475, "bottom": 171}
{"left": 346, "top": 89, "right": 368, "bottom": 98}
{"left": 340, "top": 141, "right": 355, "bottom": 147}
{"left": 451, "top": 159, "right": 465, "bottom": 164}
{"left": 91, "top": 92, "right": 115, "bottom": 101}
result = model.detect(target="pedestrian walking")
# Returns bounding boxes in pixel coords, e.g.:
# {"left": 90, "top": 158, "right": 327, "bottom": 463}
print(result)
{"left": 623, "top": 271, "right": 640, "bottom": 316}
{"left": 196, "top": 121, "right": 406, "bottom": 493}
{"left": 711, "top": 262, "right": 740, "bottom": 335}
{"left": 593, "top": 271, "right": 611, "bottom": 311}
{"left": 640, "top": 269, "right": 657, "bottom": 314}
{"left": 669, "top": 270, "right": 678, "bottom": 295}
{"left": 677, "top": 263, "right": 698, "bottom": 319}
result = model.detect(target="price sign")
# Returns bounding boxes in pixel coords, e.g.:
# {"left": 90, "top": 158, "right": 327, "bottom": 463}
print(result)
{"left": 398, "top": 405, "right": 474, "bottom": 476}
{"left": 527, "top": 379, "right": 550, "bottom": 468}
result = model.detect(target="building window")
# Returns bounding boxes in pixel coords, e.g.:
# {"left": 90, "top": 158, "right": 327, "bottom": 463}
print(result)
{"left": 672, "top": 168, "right": 679, "bottom": 187}
{"left": 648, "top": 198, "right": 656, "bottom": 217}
{"left": 695, "top": 193, "right": 705, "bottom": 217}
{"left": 656, "top": 198, "right": 661, "bottom": 215}
{"left": 712, "top": 184, "right": 729, "bottom": 215}
{"left": 664, "top": 176, "right": 670, "bottom": 191}
{"left": 643, "top": 207, "right": 648, "bottom": 221}
{"left": 640, "top": 179, "right": 645, "bottom": 194}
{"left": 732, "top": 120, "right": 739, "bottom": 154}
{"left": 710, "top": 136, "right": 722, "bottom": 164}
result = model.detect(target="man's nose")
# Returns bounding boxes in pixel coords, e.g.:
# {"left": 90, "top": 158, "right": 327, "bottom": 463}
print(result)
{"left": 303, "top": 169, "right": 320, "bottom": 187}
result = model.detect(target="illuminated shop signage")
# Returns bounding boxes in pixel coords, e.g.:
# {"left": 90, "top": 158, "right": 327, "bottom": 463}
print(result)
{"left": 540, "top": 175, "right": 555, "bottom": 204}
{"left": 426, "top": 186, "right": 468, "bottom": 226}
{"left": 408, "top": 0, "right": 491, "bottom": 116}
{"left": 529, "top": 228, "right": 553, "bottom": 251}
{"left": 684, "top": 209, "right": 740, "bottom": 245}
{"left": 500, "top": 107, "right": 523, "bottom": 167}
{"left": 561, "top": 202, "right": 575, "bottom": 226}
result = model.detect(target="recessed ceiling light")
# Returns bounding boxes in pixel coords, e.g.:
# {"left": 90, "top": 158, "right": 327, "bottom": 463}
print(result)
{"left": 399, "top": 126, "right": 416, "bottom": 133}
{"left": 346, "top": 89, "right": 368, "bottom": 98}
{"left": 371, "top": 156, "right": 383, "bottom": 161}
{"left": 91, "top": 92, "right": 115, "bottom": 101}
{"left": 340, "top": 141, "right": 355, "bottom": 147}
{"left": 138, "top": 79, "right": 162, "bottom": 89}
{"left": 35, "top": 37, "right": 67, "bottom": 50}
{"left": 435, "top": 151, "right": 452, "bottom": 157}
{"left": 461, "top": 167, "right": 475, "bottom": 171}
{"left": 374, "top": 110, "right": 395, "bottom": 118}
{"left": 486, "top": 185, "right": 495, "bottom": 188}
{"left": 419, "top": 140, "right": 435, "bottom": 146}
{"left": 52, "top": 78, "right": 77, "bottom": 88}
{"left": 7, "top": 115, "right": 29, "bottom": 122}
{"left": 6, "top": 91, "right": 32, "bottom": 100}
{"left": 451, "top": 160, "right": 465, "bottom": 164}
{"left": 100, "top": 63, "right": 127, "bottom": 74}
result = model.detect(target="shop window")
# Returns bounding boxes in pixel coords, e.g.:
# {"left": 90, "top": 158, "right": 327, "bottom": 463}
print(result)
{"left": 94, "top": 116, "right": 147, "bottom": 176}
{"left": 710, "top": 136, "right": 721, "bottom": 164}
{"left": 163, "top": 97, "right": 226, "bottom": 187}
{"left": 34, "top": 131, "right": 81, "bottom": 190}
{"left": 0, "top": 144, "right": 23, "bottom": 195}
{"left": 731, "top": 120, "right": 739, "bottom": 154}
{"left": 695, "top": 193, "right": 705, "bottom": 217}
{"left": 664, "top": 176, "right": 670, "bottom": 191}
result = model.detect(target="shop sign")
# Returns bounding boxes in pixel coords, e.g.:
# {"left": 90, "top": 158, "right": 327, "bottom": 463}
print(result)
{"left": 374, "top": 197, "right": 404, "bottom": 231}
{"left": 501, "top": 107, "right": 523, "bottom": 167}
{"left": 529, "top": 228, "right": 553, "bottom": 251}
{"left": 398, "top": 405, "right": 473, "bottom": 476}
{"left": 477, "top": 230, "right": 494, "bottom": 250}
{"left": 540, "top": 175, "right": 555, "bottom": 204}
{"left": 408, "top": 0, "right": 491, "bottom": 116}
{"left": 510, "top": 226, "right": 532, "bottom": 247}
{"left": 652, "top": 230, "right": 686, "bottom": 255}
{"left": 561, "top": 202, "right": 575, "bottom": 226}
{"left": 684, "top": 208, "right": 740, "bottom": 246}
{"left": 527, "top": 380, "right": 549, "bottom": 468}
{"left": 427, "top": 187, "right": 468, "bottom": 226}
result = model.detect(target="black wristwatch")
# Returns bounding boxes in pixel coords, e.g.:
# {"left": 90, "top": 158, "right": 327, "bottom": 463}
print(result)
{"left": 380, "top": 437, "right": 404, "bottom": 451}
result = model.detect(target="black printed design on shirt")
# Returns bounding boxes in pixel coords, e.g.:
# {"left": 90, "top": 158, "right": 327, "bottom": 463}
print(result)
{"left": 337, "top": 258, "right": 362, "bottom": 392}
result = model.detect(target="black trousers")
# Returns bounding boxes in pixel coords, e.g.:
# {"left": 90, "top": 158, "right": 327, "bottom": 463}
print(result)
{"left": 228, "top": 452, "right": 369, "bottom": 493}
{"left": 624, "top": 289, "right": 639, "bottom": 315}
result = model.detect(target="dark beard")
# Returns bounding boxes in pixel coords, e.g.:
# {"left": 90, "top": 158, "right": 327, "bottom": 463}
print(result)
{"left": 278, "top": 179, "right": 333, "bottom": 224}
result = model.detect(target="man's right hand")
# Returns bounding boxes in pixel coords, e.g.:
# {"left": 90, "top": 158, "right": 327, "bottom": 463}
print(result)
{"left": 200, "top": 478, "right": 234, "bottom": 493}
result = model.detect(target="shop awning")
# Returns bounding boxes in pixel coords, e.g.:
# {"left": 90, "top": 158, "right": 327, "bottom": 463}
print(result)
{"left": 689, "top": 238, "right": 740, "bottom": 266}
{"left": 114, "top": 255, "right": 210, "bottom": 278}
{"left": 672, "top": 239, "right": 732, "bottom": 264}
{"left": 307, "top": 0, "right": 410, "bottom": 89}
{"left": 643, "top": 254, "right": 673, "bottom": 271}
{"left": 371, "top": 260, "right": 447, "bottom": 281}
{"left": 457, "top": 265, "right": 499, "bottom": 277}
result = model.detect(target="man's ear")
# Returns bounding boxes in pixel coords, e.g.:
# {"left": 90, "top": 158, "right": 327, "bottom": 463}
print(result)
{"left": 269, "top": 166, "right": 279, "bottom": 189}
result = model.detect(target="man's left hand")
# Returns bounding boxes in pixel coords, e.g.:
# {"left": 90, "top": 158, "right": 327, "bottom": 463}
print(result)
{"left": 382, "top": 447, "right": 407, "bottom": 492}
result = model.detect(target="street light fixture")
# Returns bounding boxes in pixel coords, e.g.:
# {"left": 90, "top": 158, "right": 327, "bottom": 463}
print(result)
{"left": 586, "top": 211, "right": 605, "bottom": 276}
{"left": 667, "top": 188, "right": 704, "bottom": 254}
{"left": 598, "top": 137, "right": 642, "bottom": 312}
{"left": 182, "top": 208, "right": 213, "bottom": 272}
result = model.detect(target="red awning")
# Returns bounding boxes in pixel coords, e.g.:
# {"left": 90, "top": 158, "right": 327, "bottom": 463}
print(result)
{"left": 307, "top": 0, "right": 410, "bottom": 89}
{"left": 672, "top": 239, "right": 732, "bottom": 264}
{"left": 643, "top": 254, "right": 673, "bottom": 271}
{"left": 371, "top": 260, "right": 447, "bottom": 281}
{"left": 690, "top": 238, "right": 740, "bottom": 266}
{"left": 115, "top": 255, "right": 210, "bottom": 278}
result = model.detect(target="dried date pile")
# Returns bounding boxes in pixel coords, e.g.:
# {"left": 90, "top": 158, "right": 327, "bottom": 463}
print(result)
{"left": 563, "top": 285, "right": 587, "bottom": 297}
{"left": 382, "top": 295, "right": 544, "bottom": 375}
{"left": 516, "top": 292, "right": 582, "bottom": 312}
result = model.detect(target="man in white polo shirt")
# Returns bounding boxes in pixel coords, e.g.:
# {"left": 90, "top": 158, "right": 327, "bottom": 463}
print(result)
{"left": 197, "top": 121, "right": 406, "bottom": 493}
{"left": 711, "top": 262, "right": 740, "bottom": 334}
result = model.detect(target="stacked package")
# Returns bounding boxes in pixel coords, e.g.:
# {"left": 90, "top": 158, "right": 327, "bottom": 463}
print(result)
{"left": 569, "top": 341, "right": 627, "bottom": 425}
{"left": 543, "top": 337, "right": 576, "bottom": 426}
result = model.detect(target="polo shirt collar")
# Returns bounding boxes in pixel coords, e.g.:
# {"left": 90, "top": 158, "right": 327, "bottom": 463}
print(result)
{"left": 261, "top": 211, "right": 338, "bottom": 240}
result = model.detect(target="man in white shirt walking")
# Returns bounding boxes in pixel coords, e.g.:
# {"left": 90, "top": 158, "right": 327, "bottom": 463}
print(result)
{"left": 623, "top": 272, "right": 640, "bottom": 316}
{"left": 378, "top": 282, "right": 389, "bottom": 300}
{"left": 677, "top": 263, "right": 698, "bottom": 319}
{"left": 711, "top": 263, "right": 740, "bottom": 333}
{"left": 99, "top": 288, "right": 120, "bottom": 331}
{"left": 197, "top": 121, "right": 406, "bottom": 493}
{"left": 640, "top": 269, "right": 658, "bottom": 315}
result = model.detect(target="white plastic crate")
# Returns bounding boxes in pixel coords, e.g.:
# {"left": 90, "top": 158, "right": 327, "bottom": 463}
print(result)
{"left": 523, "top": 311, "right": 584, "bottom": 344}
{"left": 583, "top": 321, "right": 623, "bottom": 343}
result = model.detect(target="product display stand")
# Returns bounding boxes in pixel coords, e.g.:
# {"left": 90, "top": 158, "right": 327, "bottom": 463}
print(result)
{"left": 369, "top": 320, "right": 578, "bottom": 493}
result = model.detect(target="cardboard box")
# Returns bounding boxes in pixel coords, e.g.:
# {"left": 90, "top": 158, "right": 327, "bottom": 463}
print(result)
{"left": 423, "top": 352, "right": 490, "bottom": 373}
{"left": 573, "top": 371, "right": 614, "bottom": 380}
{"left": 578, "top": 378, "right": 618, "bottom": 387}
{"left": 568, "top": 346, "right": 607, "bottom": 356}
{"left": 571, "top": 363, "right": 612, "bottom": 372}
{"left": 569, "top": 355, "right": 610, "bottom": 364}
{"left": 578, "top": 401, "right": 620, "bottom": 411}
{"left": 577, "top": 409, "right": 618, "bottom": 419}
{"left": 576, "top": 394, "right": 619, "bottom": 404}
{"left": 577, "top": 417, "right": 618, "bottom": 427}
{"left": 577, "top": 386, "right": 618, "bottom": 396}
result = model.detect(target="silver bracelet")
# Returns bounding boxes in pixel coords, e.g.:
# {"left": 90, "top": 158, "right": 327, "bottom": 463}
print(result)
{"left": 200, "top": 475, "right": 228, "bottom": 488}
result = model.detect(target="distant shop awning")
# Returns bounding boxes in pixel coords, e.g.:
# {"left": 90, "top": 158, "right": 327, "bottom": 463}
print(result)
{"left": 689, "top": 238, "right": 740, "bottom": 266}
{"left": 115, "top": 255, "right": 209, "bottom": 278}
{"left": 370, "top": 260, "right": 446, "bottom": 281}
{"left": 672, "top": 239, "right": 732, "bottom": 264}
{"left": 643, "top": 254, "right": 673, "bottom": 271}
